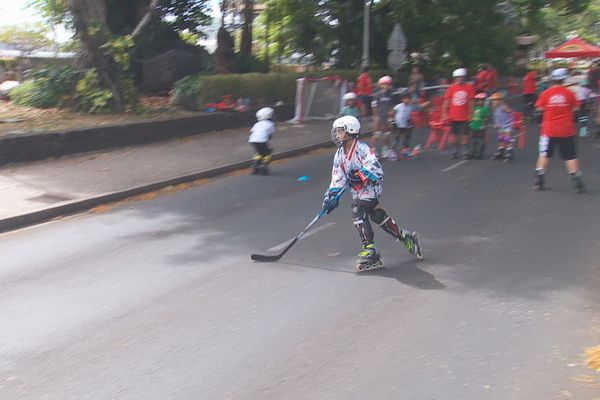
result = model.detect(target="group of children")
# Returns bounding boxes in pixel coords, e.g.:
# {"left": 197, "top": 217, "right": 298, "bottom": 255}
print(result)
{"left": 467, "top": 91, "right": 517, "bottom": 163}
{"left": 247, "top": 71, "right": 522, "bottom": 178}
{"left": 339, "top": 72, "right": 518, "bottom": 164}
{"left": 341, "top": 75, "right": 423, "bottom": 161}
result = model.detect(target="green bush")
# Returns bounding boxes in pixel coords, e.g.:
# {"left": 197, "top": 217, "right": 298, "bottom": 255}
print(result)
{"left": 0, "top": 58, "right": 18, "bottom": 72}
{"left": 74, "top": 68, "right": 114, "bottom": 114}
{"left": 10, "top": 64, "right": 77, "bottom": 108}
{"left": 193, "top": 73, "right": 299, "bottom": 105}
{"left": 175, "top": 69, "right": 427, "bottom": 109}
{"left": 9, "top": 80, "right": 37, "bottom": 106}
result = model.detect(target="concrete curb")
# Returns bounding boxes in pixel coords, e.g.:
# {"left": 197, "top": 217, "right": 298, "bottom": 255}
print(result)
{"left": 0, "top": 139, "right": 337, "bottom": 234}
{"left": 0, "top": 105, "right": 295, "bottom": 166}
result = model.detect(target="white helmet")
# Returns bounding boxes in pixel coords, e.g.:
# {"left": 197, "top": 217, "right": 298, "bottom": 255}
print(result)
{"left": 331, "top": 115, "right": 361, "bottom": 146}
{"left": 256, "top": 107, "right": 274, "bottom": 121}
{"left": 378, "top": 75, "right": 393, "bottom": 85}
{"left": 343, "top": 92, "right": 357, "bottom": 102}
{"left": 452, "top": 68, "right": 467, "bottom": 78}
{"left": 550, "top": 68, "right": 569, "bottom": 82}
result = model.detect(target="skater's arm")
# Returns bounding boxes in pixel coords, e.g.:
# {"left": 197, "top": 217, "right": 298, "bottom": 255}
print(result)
{"left": 268, "top": 122, "right": 275, "bottom": 139}
{"left": 328, "top": 150, "right": 347, "bottom": 190}
{"left": 359, "top": 145, "right": 383, "bottom": 182}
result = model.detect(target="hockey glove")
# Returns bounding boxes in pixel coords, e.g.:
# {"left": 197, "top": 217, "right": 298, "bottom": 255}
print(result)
{"left": 346, "top": 169, "right": 365, "bottom": 190}
{"left": 322, "top": 188, "right": 341, "bottom": 214}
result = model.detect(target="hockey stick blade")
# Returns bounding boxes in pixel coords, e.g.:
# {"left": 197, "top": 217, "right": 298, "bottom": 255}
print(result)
{"left": 250, "top": 253, "right": 282, "bottom": 262}
{"left": 251, "top": 237, "right": 299, "bottom": 262}
{"left": 251, "top": 185, "right": 348, "bottom": 263}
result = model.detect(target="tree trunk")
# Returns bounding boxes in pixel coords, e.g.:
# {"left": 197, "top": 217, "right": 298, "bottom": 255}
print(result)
{"left": 69, "top": 0, "right": 123, "bottom": 110}
{"left": 216, "top": 25, "right": 235, "bottom": 73}
{"left": 240, "top": 0, "right": 254, "bottom": 57}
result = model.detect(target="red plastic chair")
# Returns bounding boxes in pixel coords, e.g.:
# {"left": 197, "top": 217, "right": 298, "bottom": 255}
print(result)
{"left": 425, "top": 111, "right": 451, "bottom": 150}
{"left": 411, "top": 111, "right": 427, "bottom": 127}
{"left": 513, "top": 111, "right": 526, "bottom": 149}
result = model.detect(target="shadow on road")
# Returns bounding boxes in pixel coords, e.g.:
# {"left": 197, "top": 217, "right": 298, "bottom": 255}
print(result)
{"left": 276, "top": 258, "right": 446, "bottom": 291}
{"left": 359, "top": 261, "right": 446, "bottom": 290}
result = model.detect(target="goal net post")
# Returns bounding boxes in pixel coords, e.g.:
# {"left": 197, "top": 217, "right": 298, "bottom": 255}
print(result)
{"left": 290, "top": 76, "right": 347, "bottom": 124}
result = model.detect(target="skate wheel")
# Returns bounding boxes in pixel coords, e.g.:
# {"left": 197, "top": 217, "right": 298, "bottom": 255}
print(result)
{"left": 356, "top": 261, "right": 384, "bottom": 272}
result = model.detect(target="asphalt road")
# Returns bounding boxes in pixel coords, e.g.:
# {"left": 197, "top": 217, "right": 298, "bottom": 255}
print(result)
{"left": 2, "top": 127, "right": 600, "bottom": 399}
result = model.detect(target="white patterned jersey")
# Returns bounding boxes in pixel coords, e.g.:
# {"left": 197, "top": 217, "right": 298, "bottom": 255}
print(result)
{"left": 329, "top": 140, "right": 384, "bottom": 200}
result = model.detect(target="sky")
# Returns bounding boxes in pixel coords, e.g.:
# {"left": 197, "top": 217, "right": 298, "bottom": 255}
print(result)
{"left": 0, "top": 1, "right": 40, "bottom": 26}
{"left": 0, "top": 0, "right": 222, "bottom": 48}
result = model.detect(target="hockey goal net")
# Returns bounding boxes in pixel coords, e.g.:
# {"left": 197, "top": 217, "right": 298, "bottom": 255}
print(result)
{"left": 290, "top": 76, "right": 347, "bottom": 124}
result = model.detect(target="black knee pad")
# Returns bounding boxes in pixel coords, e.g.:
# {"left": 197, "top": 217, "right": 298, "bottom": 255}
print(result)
{"left": 370, "top": 208, "right": 388, "bottom": 225}
{"left": 351, "top": 204, "right": 369, "bottom": 222}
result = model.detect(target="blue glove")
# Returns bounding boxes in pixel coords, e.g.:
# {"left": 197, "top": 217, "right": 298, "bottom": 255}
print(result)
{"left": 322, "top": 188, "right": 341, "bottom": 214}
{"left": 346, "top": 169, "right": 364, "bottom": 187}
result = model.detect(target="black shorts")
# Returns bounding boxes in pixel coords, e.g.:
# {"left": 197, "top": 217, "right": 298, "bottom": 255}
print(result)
{"left": 451, "top": 121, "right": 469, "bottom": 136}
{"left": 538, "top": 136, "right": 577, "bottom": 160}
{"left": 252, "top": 142, "right": 271, "bottom": 156}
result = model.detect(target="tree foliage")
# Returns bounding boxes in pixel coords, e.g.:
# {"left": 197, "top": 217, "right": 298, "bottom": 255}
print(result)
{"left": 29, "top": 0, "right": 212, "bottom": 36}
{"left": 0, "top": 24, "right": 51, "bottom": 55}
{"left": 256, "top": 0, "right": 593, "bottom": 72}
{"left": 25, "top": 0, "right": 213, "bottom": 112}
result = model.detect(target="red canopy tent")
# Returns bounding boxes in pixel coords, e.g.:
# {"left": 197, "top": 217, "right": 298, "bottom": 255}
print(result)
{"left": 544, "top": 37, "right": 600, "bottom": 58}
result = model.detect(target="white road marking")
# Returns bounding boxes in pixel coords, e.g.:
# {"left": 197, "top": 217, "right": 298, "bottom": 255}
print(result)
{"left": 268, "top": 221, "right": 336, "bottom": 252}
{"left": 442, "top": 160, "right": 469, "bottom": 172}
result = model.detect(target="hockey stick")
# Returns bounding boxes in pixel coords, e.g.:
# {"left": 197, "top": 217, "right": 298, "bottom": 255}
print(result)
{"left": 251, "top": 185, "right": 349, "bottom": 262}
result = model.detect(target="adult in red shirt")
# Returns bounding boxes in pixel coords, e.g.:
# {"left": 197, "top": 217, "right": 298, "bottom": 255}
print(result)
{"left": 474, "top": 65, "right": 489, "bottom": 94}
{"left": 355, "top": 66, "right": 374, "bottom": 116}
{"left": 533, "top": 68, "right": 584, "bottom": 193}
{"left": 442, "top": 67, "right": 475, "bottom": 159}
{"left": 522, "top": 68, "right": 538, "bottom": 119}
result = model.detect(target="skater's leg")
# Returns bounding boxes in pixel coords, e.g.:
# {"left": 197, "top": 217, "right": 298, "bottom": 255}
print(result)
{"left": 372, "top": 129, "right": 382, "bottom": 158}
{"left": 370, "top": 206, "right": 424, "bottom": 259}
{"left": 351, "top": 199, "right": 376, "bottom": 246}
{"left": 479, "top": 130, "right": 486, "bottom": 159}
{"left": 352, "top": 199, "right": 384, "bottom": 270}
{"left": 403, "top": 127, "right": 412, "bottom": 149}
{"left": 504, "top": 144, "right": 514, "bottom": 162}
{"left": 260, "top": 144, "right": 272, "bottom": 175}
{"left": 534, "top": 135, "right": 551, "bottom": 190}
{"left": 473, "top": 129, "right": 485, "bottom": 159}
{"left": 503, "top": 133, "right": 514, "bottom": 162}
{"left": 254, "top": 142, "right": 271, "bottom": 175}
{"left": 491, "top": 135, "right": 505, "bottom": 160}
{"left": 562, "top": 137, "right": 584, "bottom": 193}
{"left": 450, "top": 122, "right": 460, "bottom": 159}
{"left": 251, "top": 143, "right": 263, "bottom": 174}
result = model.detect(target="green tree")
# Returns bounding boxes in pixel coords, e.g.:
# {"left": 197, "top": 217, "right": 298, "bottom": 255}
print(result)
{"left": 257, "top": 0, "right": 593, "bottom": 72}
{"left": 535, "top": 0, "right": 599, "bottom": 43}
{"left": 0, "top": 24, "right": 51, "bottom": 55}
{"left": 511, "top": 0, "right": 591, "bottom": 35}
{"left": 27, "top": 0, "right": 213, "bottom": 112}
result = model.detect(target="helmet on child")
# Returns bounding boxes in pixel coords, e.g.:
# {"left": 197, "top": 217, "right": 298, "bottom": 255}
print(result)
{"left": 331, "top": 115, "right": 361, "bottom": 146}
{"left": 343, "top": 92, "right": 357, "bottom": 102}
{"left": 474, "top": 92, "right": 487, "bottom": 99}
{"left": 378, "top": 75, "right": 393, "bottom": 85}
{"left": 256, "top": 107, "right": 274, "bottom": 121}
{"left": 550, "top": 68, "right": 569, "bottom": 82}
{"left": 452, "top": 68, "right": 467, "bottom": 78}
{"left": 489, "top": 92, "right": 504, "bottom": 100}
